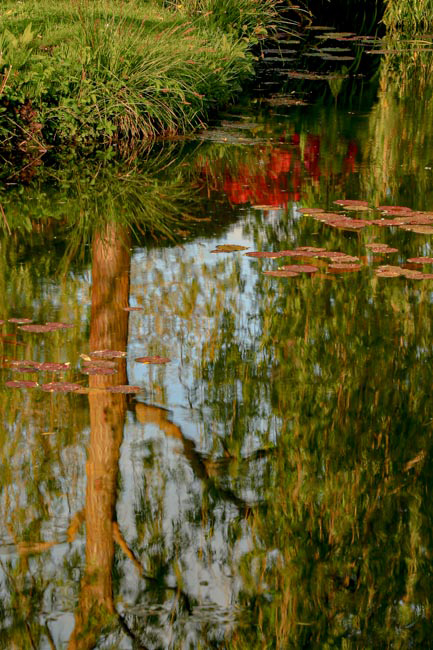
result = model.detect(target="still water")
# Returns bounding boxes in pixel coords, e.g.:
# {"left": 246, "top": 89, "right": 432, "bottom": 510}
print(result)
{"left": 2, "top": 42, "right": 433, "bottom": 649}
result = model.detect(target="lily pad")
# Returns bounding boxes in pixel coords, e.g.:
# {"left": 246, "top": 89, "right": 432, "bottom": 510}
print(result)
{"left": 89, "top": 350, "right": 127, "bottom": 359}
{"left": 377, "top": 205, "right": 412, "bottom": 212}
{"left": 122, "top": 307, "right": 144, "bottom": 311}
{"left": 107, "top": 385, "right": 142, "bottom": 393}
{"left": 211, "top": 244, "right": 249, "bottom": 253}
{"left": 245, "top": 251, "right": 283, "bottom": 258}
{"left": 401, "top": 269, "right": 424, "bottom": 279}
{"left": 81, "top": 366, "right": 118, "bottom": 375}
{"left": 365, "top": 244, "right": 399, "bottom": 253}
{"left": 400, "top": 225, "right": 433, "bottom": 234}
{"left": 5, "top": 380, "right": 39, "bottom": 389}
{"left": 41, "top": 382, "right": 82, "bottom": 393}
{"left": 8, "top": 318, "right": 33, "bottom": 324}
{"left": 334, "top": 202, "right": 368, "bottom": 211}
{"left": 300, "top": 208, "right": 325, "bottom": 214}
{"left": 19, "top": 323, "right": 74, "bottom": 333}
{"left": 407, "top": 257, "right": 433, "bottom": 264}
{"left": 328, "top": 263, "right": 362, "bottom": 273}
{"left": 82, "top": 360, "right": 117, "bottom": 369}
{"left": 135, "top": 356, "right": 170, "bottom": 364}
{"left": 280, "top": 264, "right": 319, "bottom": 273}
{"left": 263, "top": 270, "right": 299, "bottom": 277}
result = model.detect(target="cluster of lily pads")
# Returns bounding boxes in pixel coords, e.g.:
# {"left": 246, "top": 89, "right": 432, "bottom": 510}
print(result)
{"left": 0, "top": 319, "right": 170, "bottom": 393}
{"left": 212, "top": 200, "right": 433, "bottom": 279}
{"left": 304, "top": 200, "right": 433, "bottom": 235}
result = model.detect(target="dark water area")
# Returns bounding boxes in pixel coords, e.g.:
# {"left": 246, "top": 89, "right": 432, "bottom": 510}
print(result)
{"left": 2, "top": 38, "right": 433, "bottom": 649}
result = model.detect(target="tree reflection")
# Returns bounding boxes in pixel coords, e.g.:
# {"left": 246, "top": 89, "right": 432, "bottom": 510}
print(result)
{"left": 69, "top": 224, "right": 130, "bottom": 648}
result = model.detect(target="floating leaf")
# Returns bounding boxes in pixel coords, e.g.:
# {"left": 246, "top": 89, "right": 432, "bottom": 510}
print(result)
{"left": 135, "top": 356, "right": 170, "bottom": 364}
{"left": 81, "top": 366, "right": 117, "bottom": 375}
{"left": 407, "top": 257, "right": 433, "bottom": 264}
{"left": 10, "top": 360, "right": 41, "bottom": 369}
{"left": 377, "top": 205, "right": 411, "bottom": 212}
{"left": 9, "top": 318, "right": 33, "bottom": 324}
{"left": 344, "top": 204, "right": 371, "bottom": 211}
{"left": 300, "top": 208, "right": 325, "bottom": 214}
{"left": 211, "top": 244, "right": 249, "bottom": 253}
{"left": 329, "top": 254, "right": 360, "bottom": 263}
{"left": 19, "top": 322, "right": 74, "bottom": 333}
{"left": 375, "top": 265, "right": 404, "bottom": 277}
{"left": 401, "top": 269, "right": 424, "bottom": 280}
{"left": 263, "top": 270, "right": 299, "bottom": 277}
{"left": 328, "top": 264, "right": 362, "bottom": 273}
{"left": 5, "top": 380, "right": 38, "bottom": 389}
{"left": 245, "top": 251, "right": 282, "bottom": 258}
{"left": 12, "top": 366, "right": 40, "bottom": 373}
{"left": 90, "top": 350, "right": 126, "bottom": 359}
{"left": 365, "top": 244, "right": 399, "bottom": 253}
{"left": 334, "top": 199, "right": 369, "bottom": 207}
{"left": 41, "top": 382, "right": 82, "bottom": 393}
{"left": 280, "top": 264, "right": 319, "bottom": 273}
{"left": 295, "top": 246, "right": 327, "bottom": 253}
{"left": 107, "top": 385, "right": 142, "bottom": 393}
{"left": 82, "top": 360, "right": 117, "bottom": 369}
{"left": 400, "top": 225, "right": 433, "bottom": 234}
{"left": 0, "top": 320, "right": 5, "bottom": 325}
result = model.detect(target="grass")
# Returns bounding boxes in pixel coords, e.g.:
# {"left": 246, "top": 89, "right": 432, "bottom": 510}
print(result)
{"left": 383, "top": 0, "right": 433, "bottom": 33}
{"left": 0, "top": 0, "right": 294, "bottom": 152}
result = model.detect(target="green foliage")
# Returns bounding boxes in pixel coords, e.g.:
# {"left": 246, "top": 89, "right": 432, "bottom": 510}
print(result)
{"left": 0, "top": 0, "right": 286, "bottom": 150}
{"left": 384, "top": 0, "right": 433, "bottom": 33}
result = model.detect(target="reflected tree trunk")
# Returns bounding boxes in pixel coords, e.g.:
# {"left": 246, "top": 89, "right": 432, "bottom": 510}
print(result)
{"left": 69, "top": 224, "right": 131, "bottom": 649}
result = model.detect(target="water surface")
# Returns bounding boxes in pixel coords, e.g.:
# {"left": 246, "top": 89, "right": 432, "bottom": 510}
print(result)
{"left": 1, "top": 44, "right": 433, "bottom": 648}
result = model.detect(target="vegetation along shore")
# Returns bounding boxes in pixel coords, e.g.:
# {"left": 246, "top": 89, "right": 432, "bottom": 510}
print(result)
{"left": 0, "top": 0, "right": 301, "bottom": 154}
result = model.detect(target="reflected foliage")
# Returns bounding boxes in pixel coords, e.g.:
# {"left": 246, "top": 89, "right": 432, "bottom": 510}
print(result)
{"left": 2, "top": 47, "right": 433, "bottom": 648}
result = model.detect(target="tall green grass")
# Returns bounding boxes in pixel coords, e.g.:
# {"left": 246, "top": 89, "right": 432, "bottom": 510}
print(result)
{"left": 0, "top": 0, "right": 292, "bottom": 151}
{"left": 384, "top": 0, "right": 433, "bottom": 32}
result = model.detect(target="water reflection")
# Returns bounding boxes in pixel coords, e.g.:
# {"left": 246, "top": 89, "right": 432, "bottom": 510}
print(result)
{"left": 2, "top": 45, "right": 433, "bottom": 647}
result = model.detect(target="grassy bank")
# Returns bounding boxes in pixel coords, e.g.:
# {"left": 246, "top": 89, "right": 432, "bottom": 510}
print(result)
{"left": 0, "top": 0, "right": 293, "bottom": 152}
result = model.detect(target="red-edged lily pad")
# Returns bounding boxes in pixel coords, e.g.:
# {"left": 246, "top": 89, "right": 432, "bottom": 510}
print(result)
{"left": 211, "top": 245, "right": 249, "bottom": 253}
{"left": 39, "top": 362, "right": 70, "bottom": 371}
{"left": 375, "top": 265, "right": 404, "bottom": 277}
{"left": 19, "top": 322, "right": 74, "bottom": 333}
{"left": 41, "top": 382, "right": 82, "bottom": 393}
{"left": 280, "top": 264, "right": 319, "bottom": 273}
{"left": 328, "top": 263, "right": 362, "bottom": 273}
{"left": 82, "top": 360, "right": 117, "bottom": 369}
{"left": 263, "top": 270, "right": 299, "bottom": 277}
{"left": 89, "top": 350, "right": 126, "bottom": 359}
{"left": 5, "top": 380, "right": 39, "bottom": 389}
{"left": 107, "top": 385, "right": 142, "bottom": 393}
{"left": 81, "top": 366, "right": 117, "bottom": 375}
{"left": 400, "top": 225, "right": 433, "bottom": 234}
{"left": 135, "top": 356, "right": 170, "bottom": 364}
{"left": 9, "top": 318, "right": 33, "bottom": 324}
{"left": 401, "top": 269, "right": 424, "bottom": 279}
{"left": 407, "top": 257, "right": 433, "bottom": 264}
{"left": 377, "top": 205, "right": 411, "bottom": 212}
{"left": 122, "top": 307, "right": 144, "bottom": 311}
{"left": 295, "top": 246, "right": 327, "bottom": 253}
{"left": 301, "top": 208, "right": 325, "bottom": 214}
{"left": 334, "top": 199, "right": 369, "bottom": 208}
{"left": 365, "top": 244, "right": 399, "bottom": 253}
{"left": 245, "top": 251, "right": 282, "bottom": 258}
{"left": 12, "top": 366, "right": 40, "bottom": 373}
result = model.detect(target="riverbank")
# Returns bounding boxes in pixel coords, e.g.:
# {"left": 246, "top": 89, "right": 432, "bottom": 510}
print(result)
{"left": 0, "top": 0, "right": 297, "bottom": 153}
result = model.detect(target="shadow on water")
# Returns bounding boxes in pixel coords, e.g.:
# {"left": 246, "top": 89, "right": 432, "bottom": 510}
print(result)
{"left": 2, "top": 40, "right": 433, "bottom": 648}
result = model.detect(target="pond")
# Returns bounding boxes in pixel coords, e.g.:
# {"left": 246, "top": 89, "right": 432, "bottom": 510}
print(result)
{"left": 2, "top": 39, "right": 433, "bottom": 648}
